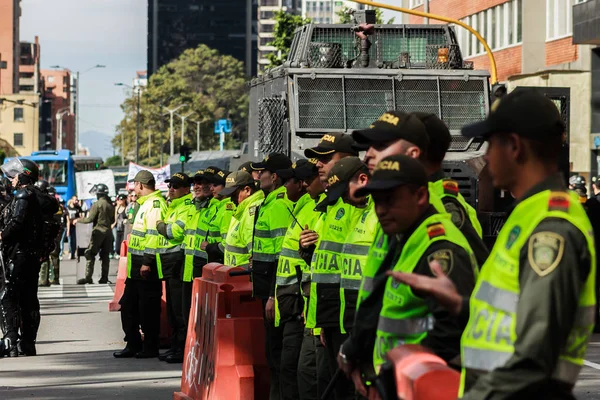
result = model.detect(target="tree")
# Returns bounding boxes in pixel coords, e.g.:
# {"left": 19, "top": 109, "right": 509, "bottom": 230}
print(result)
{"left": 266, "top": 11, "right": 311, "bottom": 68}
{"left": 336, "top": 7, "right": 396, "bottom": 24}
{"left": 104, "top": 155, "right": 122, "bottom": 167}
{"left": 113, "top": 44, "right": 249, "bottom": 167}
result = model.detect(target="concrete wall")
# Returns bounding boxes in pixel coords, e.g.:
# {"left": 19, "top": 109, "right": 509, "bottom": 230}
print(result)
{"left": 507, "top": 71, "right": 592, "bottom": 174}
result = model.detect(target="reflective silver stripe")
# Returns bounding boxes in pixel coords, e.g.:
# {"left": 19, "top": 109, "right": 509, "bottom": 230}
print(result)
{"left": 253, "top": 252, "right": 277, "bottom": 262}
{"left": 147, "top": 229, "right": 159, "bottom": 235}
{"left": 175, "top": 220, "right": 185, "bottom": 229}
{"left": 218, "top": 243, "right": 225, "bottom": 253}
{"left": 225, "top": 244, "right": 249, "bottom": 254}
{"left": 184, "top": 229, "right": 195, "bottom": 236}
{"left": 131, "top": 230, "right": 146, "bottom": 237}
{"left": 166, "top": 224, "right": 174, "bottom": 239}
{"left": 462, "top": 347, "right": 510, "bottom": 371}
{"left": 194, "top": 250, "right": 208, "bottom": 259}
{"left": 281, "top": 248, "right": 303, "bottom": 260}
{"left": 575, "top": 305, "right": 596, "bottom": 326}
{"left": 341, "top": 278, "right": 361, "bottom": 290}
{"left": 553, "top": 359, "right": 582, "bottom": 384}
{"left": 302, "top": 272, "right": 311, "bottom": 282}
{"left": 128, "top": 248, "right": 144, "bottom": 255}
{"left": 342, "top": 243, "right": 370, "bottom": 256}
{"left": 312, "top": 273, "right": 340, "bottom": 284}
{"left": 221, "top": 233, "right": 227, "bottom": 240}
{"left": 255, "top": 227, "right": 288, "bottom": 238}
{"left": 474, "top": 282, "right": 518, "bottom": 313}
{"left": 208, "top": 231, "right": 221, "bottom": 237}
{"left": 377, "top": 315, "right": 434, "bottom": 335}
{"left": 156, "top": 246, "right": 181, "bottom": 254}
{"left": 362, "top": 277, "right": 375, "bottom": 293}
{"left": 196, "top": 229, "right": 208, "bottom": 237}
{"left": 276, "top": 275, "right": 298, "bottom": 286}
{"left": 319, "top": 241, "right": 344, "bottom": 253}
{"left": 144, "top": 248, "right": 158, "bottom": 254}
{"left": 184, "top": 248, "right": 195, "bottom": 256}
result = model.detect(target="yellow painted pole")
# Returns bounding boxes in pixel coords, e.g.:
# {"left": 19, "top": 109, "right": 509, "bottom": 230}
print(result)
{"left": 352, "top": 0, "right": 498, "bottom": 84}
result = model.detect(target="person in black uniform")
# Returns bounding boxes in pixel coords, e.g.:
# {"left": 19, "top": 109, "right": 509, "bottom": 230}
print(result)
{"left": 0, "top": 158, "right": 58, "bottom": 357}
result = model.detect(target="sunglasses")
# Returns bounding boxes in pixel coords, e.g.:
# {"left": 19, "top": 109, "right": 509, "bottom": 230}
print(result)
{"left": 168, "top": 183, "right": 183, "bottom": 189}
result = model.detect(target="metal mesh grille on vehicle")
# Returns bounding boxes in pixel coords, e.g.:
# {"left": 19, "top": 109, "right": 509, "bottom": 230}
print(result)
{"left": 377, "top": 28, "right": 447, "bottom": 64}
{"left": 257, "top": 97, "right": 287, "bottom": 155}
{"left": 295, "top": 76, "right": 487, "bottom": 133}
{"left": 297, "top": 78, "right": 345, "bottom": 129}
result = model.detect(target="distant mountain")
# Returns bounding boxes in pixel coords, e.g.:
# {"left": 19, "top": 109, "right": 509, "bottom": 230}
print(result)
{"left": 79, "top": 130, "right": 115, "bottom": 160}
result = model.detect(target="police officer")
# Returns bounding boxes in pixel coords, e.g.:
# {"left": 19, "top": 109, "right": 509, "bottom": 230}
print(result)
{"left": 222, "top": 171, "right": 264, "bottom": 269}
{"left": 251, "top": 153, "right": 294, "bottom": 400}
{"left": 156, "top": 172, "right": 194, "bottom": 363}
{"left": 390, "top": 89, "right": 595, "bottom": 399}
{"left": 0, "top": 158, "right": 57, "bottom": 357}
{"left": 114, "top": 170, "right": 167, "bottom": 359}
{"left": 38, "top": 183, "right": 64, "bottom": 286}
{"left": 74, "top": 183, "right": 115, "bottom": 284}
{"left": 353, "top": 111, "right": 488, "bottom": 266}
{"left": 342, "top": 155, "right": 478, "bottom": 395}
{"left": 192, "top": 170, "right": 213, "bottom": 207}
{"left": 274, "top": 159, "right": 327, "bottom": 400}
{"left": 239, "top": 161, "right": 261, "bottom": 182}
{"left": 202, "top": 168, "right": 235, "bottom": 265}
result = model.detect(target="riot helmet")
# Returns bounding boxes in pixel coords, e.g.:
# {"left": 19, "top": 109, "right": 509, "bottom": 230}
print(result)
{"left": 90, "top": 183, "right": 109, "bottom": 198}
{"left": 35, "top": 180, "right": 50, "bottom": 192}
{"left": 1, "top": 158, "right": 40, "bottom": 185}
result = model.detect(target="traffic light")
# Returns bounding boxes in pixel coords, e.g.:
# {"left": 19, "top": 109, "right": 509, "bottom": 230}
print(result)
{"left": 179, "top": 145, "right": 191, "bottom": 163}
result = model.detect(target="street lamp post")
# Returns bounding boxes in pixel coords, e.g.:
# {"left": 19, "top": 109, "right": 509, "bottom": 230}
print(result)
{"left": 195, "top": 120, "right": 201, "bottom": 151}
{"left": 177, "top": 112, "right": 195, "bottom": 147}
{"left": 55, "top": 107, "right": 70, "bottom": 150}
{"left": 51, "top": 64, "right": 105, "bottom": 155}
{"left": 115, "top": 83, "right": 142, "bottom": 163}
{"left": 163, "top": 104, "right": 188, "bottom": 156}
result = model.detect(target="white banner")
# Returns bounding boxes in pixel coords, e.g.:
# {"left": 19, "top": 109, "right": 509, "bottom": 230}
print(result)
{"left": 75, "top": 170, "right": 116, "bottom": 201}
{"left": 126, "top": 162, "right": 171, "bottom": 191}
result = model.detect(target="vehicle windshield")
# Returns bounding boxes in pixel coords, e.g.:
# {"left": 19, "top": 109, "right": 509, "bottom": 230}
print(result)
{"left": 36, "top": 160, "right": 68, "bottom": 186}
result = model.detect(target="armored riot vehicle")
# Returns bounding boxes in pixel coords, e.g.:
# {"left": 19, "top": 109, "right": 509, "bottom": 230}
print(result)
{"left": 248, "top": 10, "right": 505, "bottom": 246}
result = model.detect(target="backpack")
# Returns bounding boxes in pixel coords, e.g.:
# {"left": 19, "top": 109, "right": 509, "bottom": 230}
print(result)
{"left": 34, "top": 190, "right": 61, "bottom": 257}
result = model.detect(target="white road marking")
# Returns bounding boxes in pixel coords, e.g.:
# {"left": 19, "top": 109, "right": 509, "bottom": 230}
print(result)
{"left": 584, "top": 360, "right": 600, "bottom": 370}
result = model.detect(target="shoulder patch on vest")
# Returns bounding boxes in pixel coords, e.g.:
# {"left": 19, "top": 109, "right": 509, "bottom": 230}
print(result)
{"left": 445, "top": 200, "right": 465, "bottom": 229}
{"left": 528, "top": 231, "right": 565, "bottom": 277}
{"left": 277, "top": 192, "right": 285, "bottom": 199}
{"left": 427, "top": 249, "right": 454, "bottom": 275}
{"left": 442, "top": 179, "right": 459, "bottom": 196}
{"left": 335, "top": 208, "right": 345, "bottom": 220}
{"left": 153, "top": 200, "right": 161, "bottom": 208}
{"left": 185, "top": 199, "right": 192, "bottom": 205}
{"left": 226, "top": 203, "right": 234, "bottom": 211}
{"left": 506, "top": 225, "right": 521, "bottom": 250}
{"left": 249, "top": 205, "right": 257, "bottom": 216}
{"left": 426, "top": 222, "right": 445, "bottom": 239}
{"left": 548, "top": 192, "right": 570, "bottom": 212}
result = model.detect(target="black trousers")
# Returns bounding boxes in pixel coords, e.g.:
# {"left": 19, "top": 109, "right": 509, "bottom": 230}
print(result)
{"left": 0, "top": 252, "right": 41, "bottom": 347}
{"left": 323, "top": 327, "right": 355, "bottom": 400}
{"left": 119, "top": 278, "right": 162, "bottom": 352}
{"left": 277, "top": 317, "right": 304, "bottom": 400}
{"left": 263, "top": 298, "right": 283, "bottom": 400}
{"left": 298, "top": 329, "right": 332, "bottom": 400}
{"left": 165, "top": 276, "right": 185, "bottom": 351}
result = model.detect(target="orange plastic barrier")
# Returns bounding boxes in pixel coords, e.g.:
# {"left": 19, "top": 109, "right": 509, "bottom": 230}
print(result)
{"left": 385, "top": 344, "right": 460, "bottom": 400}
{"left": 174, "top": 263, "right": 269, "bottom": 400}
{"left": 108, "top": 238, "right": 129, "bottom": 311}
{"left": 108, "top": 236, "right": 170, "bottom": 348}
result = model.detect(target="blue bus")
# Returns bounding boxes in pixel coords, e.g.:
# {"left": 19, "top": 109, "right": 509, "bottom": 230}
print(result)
{"left": 4, "top": 150, "right": 104, "bottom": 201}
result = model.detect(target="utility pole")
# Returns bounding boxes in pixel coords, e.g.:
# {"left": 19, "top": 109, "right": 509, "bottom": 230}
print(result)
{"left": 196, "top": 121, "right": 201, "bottom": 151}
{"left": 178, "top": 112, "right": 195, "bottom": 147}
{"left": 135, "top": 86, "right": 141, "bottom": 163}
{"left": 164, "top": 104, "right": 187, "bottom": 156}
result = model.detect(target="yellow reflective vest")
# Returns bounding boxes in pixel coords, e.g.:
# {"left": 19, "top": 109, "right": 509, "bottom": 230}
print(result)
{"left": 127, "top": 190, "right": 167, "bottom": 279}
{"left": 224, "top": 190, "right": 265, "bottom": 268}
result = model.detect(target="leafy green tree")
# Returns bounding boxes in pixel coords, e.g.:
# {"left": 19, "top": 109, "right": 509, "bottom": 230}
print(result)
{"left": 266, "top": 11, "right": 311, "bottom": 68}
{"left": 104, "top": 155, "right": 122, "bottom": 167}
{"left": 113, "top": 44, "right": 249, "bottom": 167}
{"left": 336, "top": 7, "right": 396, "bottom": 24}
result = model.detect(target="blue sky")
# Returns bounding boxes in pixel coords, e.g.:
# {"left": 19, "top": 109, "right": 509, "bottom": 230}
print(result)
{"left": 20, "top": 0, "right": 147, "bottom": 159}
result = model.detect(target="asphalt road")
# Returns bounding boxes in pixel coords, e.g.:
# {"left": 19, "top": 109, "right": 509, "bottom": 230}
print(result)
{"left": 0, "top": 257, "right": 182, "bottom": 400}
{"left": 2, "top": 257, "right": 600, "bottom": 399}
